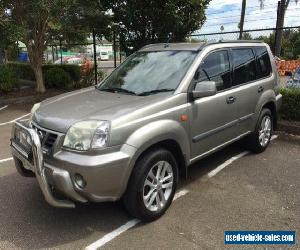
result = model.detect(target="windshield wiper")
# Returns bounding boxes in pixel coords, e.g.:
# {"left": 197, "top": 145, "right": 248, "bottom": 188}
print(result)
{"left": 138, "top": 88, "right": 174, "bottom": 96}
{"left": 100, "top": 87, "right": 137, "bottom": 95}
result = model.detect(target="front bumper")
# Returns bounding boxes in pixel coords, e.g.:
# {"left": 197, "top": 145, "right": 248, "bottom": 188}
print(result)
{"left": 10, "top": 121, "right": 136, "bottom": 208}
{"left": 11, "top": 121, "right": 75, "bottom": 208}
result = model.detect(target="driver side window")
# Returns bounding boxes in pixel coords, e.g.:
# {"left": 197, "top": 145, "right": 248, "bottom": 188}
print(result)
{"left": 195, "top": 50, "right": 231, "bottom": 91}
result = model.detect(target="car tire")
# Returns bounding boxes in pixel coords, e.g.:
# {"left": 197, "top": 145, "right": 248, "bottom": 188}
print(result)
{"left": 123, "top": 148, "right": 178, "bottom": 222}
{"left": 246, "top": 108, "right": 273, "bottom": 153}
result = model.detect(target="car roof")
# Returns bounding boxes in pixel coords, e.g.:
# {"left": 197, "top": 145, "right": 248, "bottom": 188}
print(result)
{"left": 139, "top": 40, "right": 265, "bottom": 52}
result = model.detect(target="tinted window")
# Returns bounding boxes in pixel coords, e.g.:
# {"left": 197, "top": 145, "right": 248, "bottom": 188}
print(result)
{"left": 196, "top": 50, "right": 231, "bottom": 91}
{"left": 232, "top": 48, "right": 256, "bottom": 86}
{"left": 255, "top": 46, "right": 272, "bottom": 78}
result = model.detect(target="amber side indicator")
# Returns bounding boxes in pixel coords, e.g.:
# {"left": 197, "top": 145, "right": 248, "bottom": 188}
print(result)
{"left": 180, "top": 115, "right": 188, "bottom": 121}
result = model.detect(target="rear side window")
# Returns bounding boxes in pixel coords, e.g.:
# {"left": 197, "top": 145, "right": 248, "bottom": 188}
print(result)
{"left": 196, "top": 50, "right": 231, "bottom": 91}
{"left": 255, "top": 46, "right": 272, "bottom": 78}
{"left": 232, "top": 48, "right": 256, "bottom": 86}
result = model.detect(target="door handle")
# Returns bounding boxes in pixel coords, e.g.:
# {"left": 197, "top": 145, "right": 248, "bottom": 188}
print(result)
{"left": 258, "top": 86, "right": 264, "bottom": 93}
{"left": 226, "top": 96, "right": 236, "bottom": 104}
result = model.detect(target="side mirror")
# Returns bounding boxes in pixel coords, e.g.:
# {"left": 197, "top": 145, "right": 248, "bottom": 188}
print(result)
{"left": 192, "top": 81, "right": 217, "bottom": 99}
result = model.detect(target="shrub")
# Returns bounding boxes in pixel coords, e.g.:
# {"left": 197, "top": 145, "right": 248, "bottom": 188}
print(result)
{"left": 44, "top": 67, "right": 72, "bottom": 89}
{"left": 77, "top": 67, "right": 106, "bottom": 88}
{"left": 0, "top": 66, "right": 18, "bottom": 92}
{"left": 7, "top": 62, "right": 81, "bottom": 83}
{"left": 7, "top": 62, "right": 35, "bottom": 80}
{"left": 43, "top": 64, "right": 81, "bottom": 82}
{"left": 280, "top": 88, "right": 300, "bottom": 121}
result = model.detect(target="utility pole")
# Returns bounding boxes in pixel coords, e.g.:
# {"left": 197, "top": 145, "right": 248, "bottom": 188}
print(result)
{"left": 274, "top": 0, "right": 289, "bottom": 57}
{"left": 274, "top": 1, "right": 281, "bottom": 54}
{"left": 239, "top": 0, "right": 247, "bottom": 40}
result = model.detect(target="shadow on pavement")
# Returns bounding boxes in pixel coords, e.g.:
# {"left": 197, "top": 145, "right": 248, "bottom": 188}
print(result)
{"left": 0, "top": 142, "right": 246, "bottom": 249}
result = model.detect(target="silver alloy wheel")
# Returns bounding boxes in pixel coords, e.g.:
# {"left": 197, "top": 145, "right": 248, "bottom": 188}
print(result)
{"left": 143, "top": 161, "right": 174, "bottom": 212}
{"left": 259, "top": 115, "right": 272, "bottom": 147}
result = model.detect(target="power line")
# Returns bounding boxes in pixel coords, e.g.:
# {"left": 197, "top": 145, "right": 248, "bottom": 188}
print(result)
{"left": 206, "top": 3, "right": 277, "bottom": 15}
{"left": 191, "top": 26, "right": 300, "bottom": 37}
{"left": 204, "top": 16, "right": 300, "bottom": 28}
{"left": 206, "top": 8, "right": 300, "bottom": 21}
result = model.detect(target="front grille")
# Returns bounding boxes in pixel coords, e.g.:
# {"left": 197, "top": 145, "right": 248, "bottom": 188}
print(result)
{"left": 32, "top": 124, "right": 58, "bottom": 154}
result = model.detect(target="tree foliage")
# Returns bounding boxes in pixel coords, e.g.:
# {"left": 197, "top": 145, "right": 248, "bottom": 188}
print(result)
{"left": 257, "top": 29, "right": 300, "bottom": 59}
{"left": 0, "top": 0, "right": 110, "bottom": 92}
{"left": 102, "top": 0, "right": 211, "bottom": 53}
{"left": 258, "top": 0, "right": 298, "bottom": 56}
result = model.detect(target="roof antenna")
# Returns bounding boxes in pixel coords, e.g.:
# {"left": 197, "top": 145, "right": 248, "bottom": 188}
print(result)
{"left": 164, "top": 32, "right": 173, "bottom": 48}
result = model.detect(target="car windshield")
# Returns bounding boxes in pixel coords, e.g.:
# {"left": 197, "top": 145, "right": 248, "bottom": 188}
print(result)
{"left": 97, "top": 50, "right": 197, "bottom": 95}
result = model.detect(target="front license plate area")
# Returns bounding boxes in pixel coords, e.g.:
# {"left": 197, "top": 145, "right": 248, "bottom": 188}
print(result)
{"left": 12, "top": 128, "right": 33, "bottom": 162}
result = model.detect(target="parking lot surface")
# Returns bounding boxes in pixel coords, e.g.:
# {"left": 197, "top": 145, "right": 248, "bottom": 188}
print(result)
{"left": 0, "top": 104, "right": 299, "bottom": 249}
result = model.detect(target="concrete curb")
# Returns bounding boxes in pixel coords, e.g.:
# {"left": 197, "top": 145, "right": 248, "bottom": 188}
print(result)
{"left": 0, "top": 90, "right": 66, "bottom": 106}
{"left": 0, "top": 95, "right": 45, "bottom": 106}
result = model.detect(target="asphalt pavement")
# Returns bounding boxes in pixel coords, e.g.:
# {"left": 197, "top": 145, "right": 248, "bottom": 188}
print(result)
{"left": 0, "top": 104, "right": 299, "bottom": 249}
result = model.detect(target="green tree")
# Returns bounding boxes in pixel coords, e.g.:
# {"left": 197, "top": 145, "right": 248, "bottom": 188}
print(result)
{"left": 0, "top": 0, "right": 109, "bottom": 93}
{"left": 102, "top": 0, "right": 211, "bottom": 53}
{"left": 259, "top": 0, "right": 298, "bottom": 56}
{"left": 242, "top": 32, "right": 252, "bottom": 40}
{"left": 256, "top": 28, "right": 300, "bottom": 59}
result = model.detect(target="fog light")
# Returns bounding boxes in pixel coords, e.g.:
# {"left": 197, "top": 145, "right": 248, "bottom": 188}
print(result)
{"left": 74, "top": 173, "right": 87, "bottom": 189}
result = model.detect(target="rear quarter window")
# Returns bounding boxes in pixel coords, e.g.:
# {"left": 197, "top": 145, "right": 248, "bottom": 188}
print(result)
{"left": 255, "top": 46, "right": 272, "bottom": 78}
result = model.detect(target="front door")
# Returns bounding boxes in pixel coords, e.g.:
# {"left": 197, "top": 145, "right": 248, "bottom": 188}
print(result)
{"left": 188, "top": 49, "right": 241, "bottom": 159}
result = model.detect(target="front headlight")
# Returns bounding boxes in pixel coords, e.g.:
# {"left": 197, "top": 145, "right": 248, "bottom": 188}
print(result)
{"left": 63, "top": 120, "right": 110, "bottom": 151}
{"left": 29, "top": 102, "right": 40, "bottom": 123}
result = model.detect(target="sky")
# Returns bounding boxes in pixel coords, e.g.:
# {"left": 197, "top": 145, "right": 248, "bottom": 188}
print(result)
{"left": 198, "top": 0, "right": 300, "bottom": 35}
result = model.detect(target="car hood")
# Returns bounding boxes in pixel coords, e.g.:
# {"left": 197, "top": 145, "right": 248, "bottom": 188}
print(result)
{"left": 33, "top": 87, "right": 167, "bottom": 133}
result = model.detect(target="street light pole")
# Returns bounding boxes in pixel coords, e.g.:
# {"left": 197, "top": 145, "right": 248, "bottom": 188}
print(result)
{"left": 92, "top": 29, "right": 98, "bottom": 85}
{"left": 59, "top": 34, "right": 63, "bottom": 65}
{"left": 113, "top": 29, "right": 117, "bottom": 68}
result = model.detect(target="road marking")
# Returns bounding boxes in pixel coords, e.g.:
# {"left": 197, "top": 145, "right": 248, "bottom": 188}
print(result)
{"left": 0, "top": 105, "right": 8, "bottom": 111}
{"left": 207, "top": 151, "right": 250, "bottom": 178}
{"left": 0, "top": 157, "right": 13, "bottom": 164}
{"left": 207, "top": 134, "right": 278, "bottom": 178}
{"left": 0, "top": 113, "right": 30, "bottom": 127}
{"left": 173, "top": 189, "right": 189, "bottom": 200}
{"left": 85, "top": 189, "right": 189, "bottom": 250}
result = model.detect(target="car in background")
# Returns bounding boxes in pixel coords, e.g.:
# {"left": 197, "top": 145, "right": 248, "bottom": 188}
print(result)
{"left": 286, "top": 67, "right": 300, "bottom": 89}
{"left": 54, "top": 56, "right": 85, "bottom": 66}
{"left": 99, "top": 51, "right": 109, "bottom": 61}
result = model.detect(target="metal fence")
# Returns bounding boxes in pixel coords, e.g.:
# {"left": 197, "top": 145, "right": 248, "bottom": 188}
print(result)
{"left": 188, "top": 26, "right": 300, "bottom": 59}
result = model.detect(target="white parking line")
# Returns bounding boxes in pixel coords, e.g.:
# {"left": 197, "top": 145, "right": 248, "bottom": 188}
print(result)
{"left": 0, "top": 105, "right": 8, "bottom": 111}
{"left": 85, "top": 189, "right": 189, "bottom": 250}
{"left": 0, "top": 157, "right": 13, "bottom": 164}
{"left": 207, "top": 151, "right": 250, "bottom": 178}
{"left": 207, "top": 135, "right": 278, "bottom": 178}
{"left": 0, "top": 113, "right": 30, "bottom": 127}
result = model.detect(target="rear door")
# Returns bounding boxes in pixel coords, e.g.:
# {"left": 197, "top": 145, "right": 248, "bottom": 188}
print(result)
{"left": 188, "top": 49, "right": 241, "bottom": 159}
{"left": 230, "top": 46, "right": 273, "bottom": 134}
